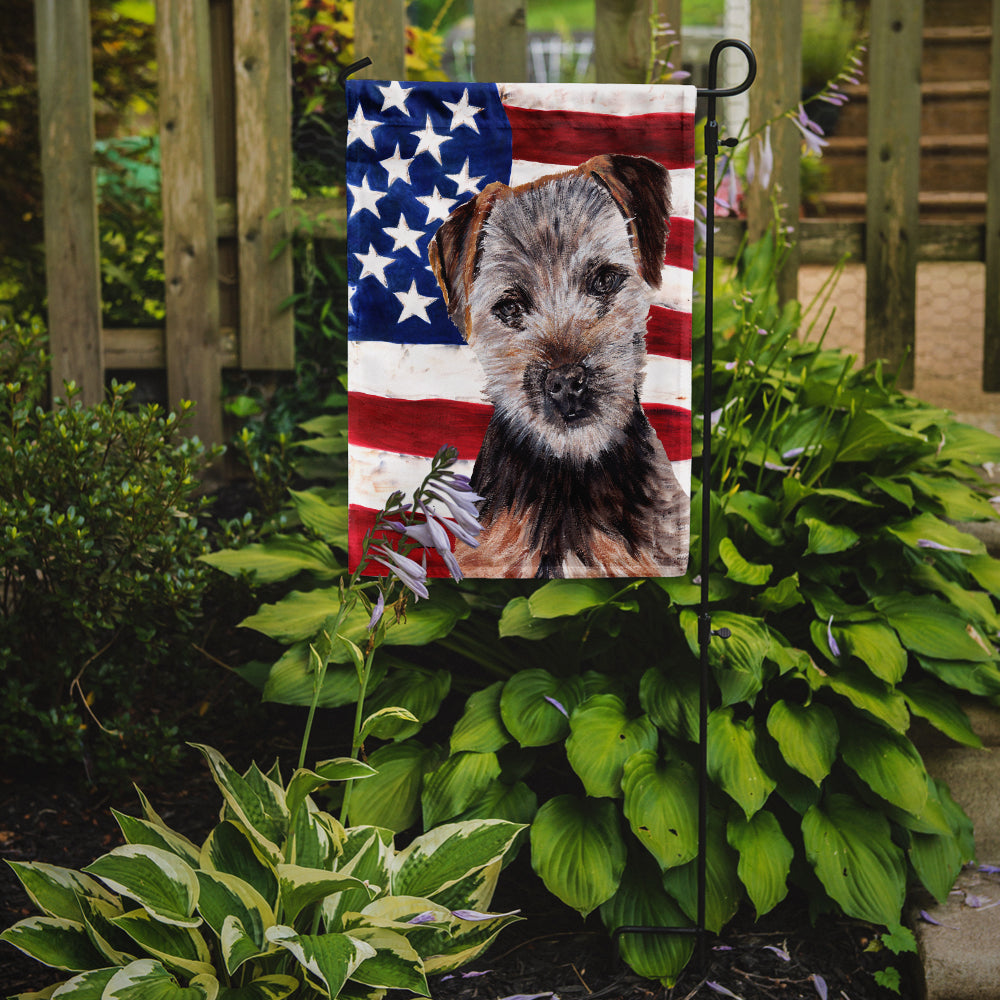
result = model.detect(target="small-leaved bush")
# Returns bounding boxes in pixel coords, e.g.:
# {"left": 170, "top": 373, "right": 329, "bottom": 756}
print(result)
{"left": 1, "top": 743, "right": 524, "bottom": 998}
{"left": 0, "top": 317, "right": 219, "bottom": 783}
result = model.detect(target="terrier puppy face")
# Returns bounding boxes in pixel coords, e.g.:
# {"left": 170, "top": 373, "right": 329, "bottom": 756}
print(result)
{"left": 429, "top": 155, "right": 671, "bottom": 464}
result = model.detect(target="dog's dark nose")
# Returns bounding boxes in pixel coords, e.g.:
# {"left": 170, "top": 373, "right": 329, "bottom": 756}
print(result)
{"left": 544, "top": 363, "right": 588, "bottom": 418}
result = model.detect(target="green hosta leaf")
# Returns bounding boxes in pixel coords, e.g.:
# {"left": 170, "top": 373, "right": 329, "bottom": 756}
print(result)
{"left": 967, "top": 553, "right": 1000, "bottom": 597}
{"left": 901, "top": 680, "right": 982, "bottom": 748}
{"left": 935, "top": 421, "right": 1000, "bottom": 464}
{"left": 803, "top": 517, "right": 859, "bottom": 556}
{"left": 755, "top": 573, "right": 805, "bottom": 614}
{"left": 639, "top": 664, "right": 699, "bottom": 742}
{"left": 347, "top": 740, "right": 441, "bottom": 832}
{"left": 909, "top": 826, "right": 965, "bottom": 905}
{"left": 565, "top": 695, "right": 658, "bottom": 798}
{"left": 718, "top": 537, "right": 772, "bottom": 586}
{"left": 499, "top": 670, "right": 584, "bottom": 747}
{"left": 807, "top": 660, "right": 910, "bottom": 732}
{"left": 5, "top": 862, "right": 118, "bottom": 923}
{"left": 866, "top": 474, "right": 914, "bottom": 509}
{"left": 874, "top": 594, "right": 995, "bottom": 662}
{"left": 362, "top": 667, "right": 451, "bottom": 740}
{"left": 600, "top": 853, "right": 694, "bottom": 987}
{"left": 724, "top": 490, "right": 784, "bottom": 545}
{"left": 839, "top": 718, "right": 929, "bottom": 816}
{"left": 453, "top": 779, "right": 538, "bottom": 827}
{"left": 111, "top": 909, "right": 214, "bottom": 978}
{"left": 103, "top": 959, "right": 218, "bottom": 999}
{"left": 112, "top": 812, "right": 201, "bottom": 868}
{"left": 277, "top": 865, "right": 374, "bottom": 925}
{"left": 835, "top": 621, "right": 907, "bottom": 684}
{"left": 200, "top": 535, "right": 342, "bottom": 584}
{"left": 530, "top": 796, "right": 626, "bottom": 917}
{"left": 661, "top": 811, "right": 741, "bottom": 933}
{"left": 288, "top": 489, "right": 348, "bottom": 545}
{"left": 835, "top": 410, "right": 927, "bottom": 463}
{"left": 360, "top": 706, "right": 422, "bottom": 742}
{"left": 707, "top": 708, "right": 776, "bottom": 818}
{"left": 393, "top": 820, "right": 524, "bottom": 900}
{"left": 260, "top": 643, "right": 387, "bottom": 709}
{"left": 911, "top": 562, "right": 1000, "bottom": 633}
{"left": 727, "top": 811, "right": 793, "bottom": 917}
{"left": 265, "top": 926, "right": 375, "bottom": 997}
{"left": 0, "top": 916, "right": 107, "bottom": 971}
{"left": 190, "top": 746, "right": 287, "bottom": 862}
{"left": 916, "top": 655, "right": 1000, "bottom": 697}
{"left": 421, "top": 751, "right": 502, "bottom": 828}
{"left": 346, "top": 926, "right": 428, "bottom": 994}
{"left": 216, "top": 975, "right": 299, "bottom": 1000}
{"left": 765, "top": 701, "right": 838, "bottom": 786}
{"left": 200, "top": 822, "right": 278, "bottom": 910}
{"left": 621, "top": 751, "right": 698, "bottom": 871}
{"left": 83, "top": 846, "right": 200, "bottom": 928}
{"left": 802, "top": 794, "right": 906, "bottom": 926}
{"left": 527, "top": 579, "right": 619, "bottom": 617}
{"left": 886, "top": 512, "right": 985, "bottom": 557}
{"left": 450, "top": 682, "right": 511, "bottom": 754}
{"left": 195, "top": 871, "right": 273, "bottom": 974}
{"left": 906, "top": 473, "right": 998, "bottom": 521}
{"left": 681, "top": 610, "right": 770, "bottom": 706}
{"left": 497, "top": 596, "right": 564, "bottom": 639}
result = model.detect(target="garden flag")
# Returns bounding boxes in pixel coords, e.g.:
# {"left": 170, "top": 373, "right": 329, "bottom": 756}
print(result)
{"left": 347, "top": 81, "right": 696, "bottom": 578}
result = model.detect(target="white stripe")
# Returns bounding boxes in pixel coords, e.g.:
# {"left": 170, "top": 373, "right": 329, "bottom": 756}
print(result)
{"left": 349, "top": 445, "right": 691, "bottom": 511}
{"left": 349, "top": 342, "right": 691, "bottom": 407}
{"left": 498, "top": 82, "right": 697, "bottom": 116}
{"left": 654, "top": 265, "right": 693, "bottom": 313}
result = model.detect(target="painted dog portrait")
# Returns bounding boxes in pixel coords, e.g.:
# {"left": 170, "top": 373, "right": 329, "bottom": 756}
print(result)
{"left": 428, "top": 153, "right": 690, "bottom": 579}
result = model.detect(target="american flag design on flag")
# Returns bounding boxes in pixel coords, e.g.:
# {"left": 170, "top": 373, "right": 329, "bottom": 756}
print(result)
{"left": 347, "top": 80, "right": 695, "bottom": 578}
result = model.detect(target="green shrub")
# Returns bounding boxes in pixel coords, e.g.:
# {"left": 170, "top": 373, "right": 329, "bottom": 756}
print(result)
{"left": 0, "top": 317, "right": 220, "bottom": 783}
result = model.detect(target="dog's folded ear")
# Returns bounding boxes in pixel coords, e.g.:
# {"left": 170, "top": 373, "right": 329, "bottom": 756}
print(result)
{"left": 429, "top": 183, "right": 505, "bottom": 340}
{"left": 579, "top": 154, "right": 672, "bottom": 289}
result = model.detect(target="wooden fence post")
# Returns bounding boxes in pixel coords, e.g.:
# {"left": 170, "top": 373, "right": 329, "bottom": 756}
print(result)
{"left": 983, "top": 0, "right": 1000, "bottom": 390}
{"left": 594, "top": 0, "right": 663, "bottom": 84}
{"left": 354, "top": 0, "right": 406, "bottom": 79}
{"left": 157, "top": 0, "right": 223, "bottom": 445}
{"left": 233, "top": 0, "right": 294, "bottom": 370}
{"left": 864, "top": 0, "right": 923, "bottom": 389}
{"left": 474, "top": 0, "right": 527, "bottom": 82}
{"left": 34, "top": 0, "right": 104, "bottom": 405}
{"left": 746, "top": 0, "right": 802, "bottom": 306}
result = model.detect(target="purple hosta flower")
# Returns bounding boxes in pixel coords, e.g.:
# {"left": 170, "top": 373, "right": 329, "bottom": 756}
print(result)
{"left": 367, "top": 590, "right": 385, "bottom": 631}
{"left": 747, "top": 124, "right": 774, "bottom": 191}
{"left": 791, "top": 104, "right": 829, "bottom": 156}
{"left": 497, "top": 994, "right": 558, "bottom": 1000}
{"left": 827, "top": 616, "right": 841, "bottom": 657}
{"left": 407, "top": 911, "right": 438, "bottom": 925}
{"left": 782, "top": 446, "right": 806, "bottom": 461}
{"left": 917, "top": 538, "right": 973, "bottom": 555}
{"left": 919, "top": 909, "right": 958, "bottom": 929}
{"left": 441, "top": 970, "right": 493, "bottom": 981}
{"left": 544, "top": 695, "right": 569, "bottom": 718}
{"left": 707, "top": 983, "right": 742, "bottom": 999}
{"left": 425, "top": 478, "right": 484, "bottom": 539}
{"left": 370, "top": 543, "right": 429, "bottom": 600}
{"left": 451, "top": 908, "right": 521, "bottom": 921}
{"left": 715, "top": 157, "right": 741, "bottom": 216}
{"left": 763, "top": 944, "right": 791, "bottom": 962}
{"left": 812, "top": 974, "right": 828, "bottom": 1000}
{"left": 979, "top": 864, "right": 1000, "bottom": 874}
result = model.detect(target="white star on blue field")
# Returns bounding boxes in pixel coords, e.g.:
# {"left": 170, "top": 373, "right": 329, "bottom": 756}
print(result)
{"left": 346, "top": 81, "right": 513, "bottom": 346}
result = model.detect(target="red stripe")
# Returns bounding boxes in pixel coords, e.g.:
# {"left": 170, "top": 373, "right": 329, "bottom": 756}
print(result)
{"left": 507, "top": 106, "right": 695, "bottom": 170}
{"left": 646, "top": 307, "right": 692, "bottom": 360}
{"left": 646, "top": 404, "right": 692, "bottom": 460}
{"left": 665, "top": 217, "right": 694, "bottom": 271}
{"left": 349, "top": 392, "right": 490, "bottom": 460}
{"left": 349, "top": 505, "right": 454, "bottom": 578}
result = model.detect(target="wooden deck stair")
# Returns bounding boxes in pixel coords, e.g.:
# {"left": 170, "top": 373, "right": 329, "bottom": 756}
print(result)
{"left": 814, "top": 2, "right": 993, "bottom": 221}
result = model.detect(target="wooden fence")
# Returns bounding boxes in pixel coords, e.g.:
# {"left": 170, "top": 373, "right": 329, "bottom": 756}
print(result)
{"left": 33, "top": 0, "right": 1000, "bottom": 445}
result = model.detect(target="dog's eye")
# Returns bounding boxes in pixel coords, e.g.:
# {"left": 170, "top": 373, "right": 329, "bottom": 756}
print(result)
{"left": 492, "top": 295, "right": 527, "bottom": 326}
{"left": 586, "top": 265, "right": 628, "bottom": 298}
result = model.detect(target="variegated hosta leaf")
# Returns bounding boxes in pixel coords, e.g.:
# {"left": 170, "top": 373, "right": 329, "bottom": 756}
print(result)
{"left": 77, "top": 894, "right": 136, "bottom": 966}
{"left": 727, "top": 810, "right": 793, "bottom": 918}
{"left": 802, "top": 793, "right": 906, "bottom": 926}
{"left": 706, "top": 707, "right": 776, "bottom": 819}
{"left": 450, "top": 681, "right": 511, "bottom": 754}
{"left": 421, "top": 751, "right": 502, "bottom": 829}
{"left": 276, "top": 864, "right": 375, "bottom": 925}
{"left": 214, "top": 974, "right": 299, "bottom": 999}
{"left": 621, "top": 751, "right": 699, "bottom": 871}
{"left": 529, "top": 795, "right": 626, "bottom": 917}
{"left": 265, "top": 926, "right": 376, "bottom": 998}
{"left": 424, "top": 859, "right": 501, "bottom": 916}
{"left": 83, "top": 846, "right": 200, "bottom": 928}
{"left": 102, "top": 958, "right": 218, "bottom": 999}
{"left": 288, "top": 802, "right": 344, "bottom": 870}
{"left": 0, "top": 916, "right": 107, "bottom": 971}
{"left": 285, "top": 760, "right": 376, "bottom": 824}
{"left": 110, "top": 908, "right": 214, "bottom": 978}
{"left": 565, "top": 695, "right": 658, "bottom": 799}
{"left": 190, "top": 745, "right": 287, "bottom": 863}
{"left": 421, "top": 907, "right": 522, "bottom": 975}
{"left": 200, "top": 822, "right": 278, "bottom": 910}
{"left": 112, "top": 810, "right": 202, "bottom": 868}
{"left": 4, "top": 861, "right": 117, "bottom": 922}
{"left": 391, "top": 820, "right": 524, "bottom": 901}
{"left": 195, "top": 871, "right": 274, "bottom": 973}
{"left": 46, "top": 966, "right": 118, "bottom": 997}
{"left": 599, "top": 854, "right": 694, "bottom": 987}
{"left": 345, "top": 926, "right": 429, "bottom": 995}
{"left": 323, "top": 829, "right": 393, "bottom": 931}
{"left": 765, "top": 700, "right": 838, "bottom": 786}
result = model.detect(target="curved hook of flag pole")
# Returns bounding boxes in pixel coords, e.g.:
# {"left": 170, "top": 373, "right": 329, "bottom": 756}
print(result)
{"left": 338, "top": 57, "right": 373, "bottom": 90}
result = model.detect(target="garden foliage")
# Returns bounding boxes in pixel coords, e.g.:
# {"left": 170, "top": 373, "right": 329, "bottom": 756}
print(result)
{"left": 1, "top": 744, "right": 524, "bottom": 999}
{"left": 202, "top": 234, "right": 1000, "bottom": 984}
{"left": 0, "top": 317, "right": 219, "bottom": 781}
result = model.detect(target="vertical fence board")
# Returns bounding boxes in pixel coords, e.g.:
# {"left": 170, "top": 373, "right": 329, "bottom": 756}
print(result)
{"left": 157, "top": 0, "right": 223, "bottom": 444}
{"left": 233, "top": 0, "right": 294, "bottom": 369}
{"left": 354, "top": 0, "right": 406, "bottom": 79}
{"left": 747, "top": 0, "right": 801, "bottom": 304}
{"left": 594, "top": 0, "right": 659, "bottom": 84}
{"left": 655, "top": 0, "right": 683, "bottom": 78}
{"left": 34, "top": 0, "right": 103, "bottom": 405}
{"left": 474, "top": 0, "right": 526, "bottom": 82}
{"left": 983, "top": 0, "right": 1000, "bottom": 390}
{"left": 864, "top": 0, "right": 923, "bottom": 389}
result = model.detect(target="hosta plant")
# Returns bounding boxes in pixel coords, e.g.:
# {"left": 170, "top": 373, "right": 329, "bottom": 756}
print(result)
{"left": 1, "top": 744, "right": 523, "bottom": 999}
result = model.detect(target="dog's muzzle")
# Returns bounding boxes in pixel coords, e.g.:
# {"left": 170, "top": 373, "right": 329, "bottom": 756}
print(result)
{"left": 544, "top": 363, "right": 589, "bottom": 421}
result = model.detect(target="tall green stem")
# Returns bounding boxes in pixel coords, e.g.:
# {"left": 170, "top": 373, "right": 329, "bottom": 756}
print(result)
{"left": 340, "top": 645, "right": 376, "bottom": 826}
